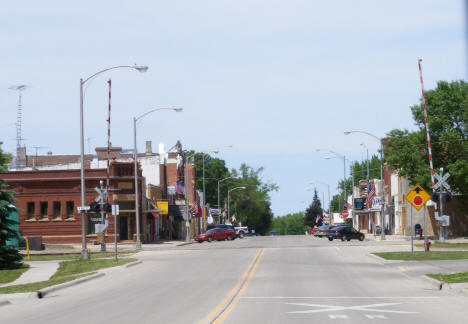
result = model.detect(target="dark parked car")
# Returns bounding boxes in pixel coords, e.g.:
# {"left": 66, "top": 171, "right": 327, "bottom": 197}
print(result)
{"left": 195, "top": 228, "right": 236, "bottom": 242}
{"left": 327, "top": 226, "right": 365, "bottom": 241}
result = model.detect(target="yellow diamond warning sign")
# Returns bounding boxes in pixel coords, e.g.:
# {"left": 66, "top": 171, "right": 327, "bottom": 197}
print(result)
{"left": 405, "top": 184, "right": 430, "bottom": 210}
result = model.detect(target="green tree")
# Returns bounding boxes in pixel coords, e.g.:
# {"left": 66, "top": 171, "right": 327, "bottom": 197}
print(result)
{"left": 386, "top": 80, "right": 468, "bottom": 193}
{"left": 304, "top": 189, "right": 322, "bottom": 227}
{"left": 0, "top": 142, "right": 22, "bottom": 269}
{"left": 270, "top": 212, "right": 307, "bottom": 235}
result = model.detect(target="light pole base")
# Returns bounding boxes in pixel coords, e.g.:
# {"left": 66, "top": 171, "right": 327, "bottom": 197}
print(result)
{"left": 81, "top": 249, "right": 89, "bottom": 260}
{"left": 136, "top": 240, "right": 142, "bottom": 250}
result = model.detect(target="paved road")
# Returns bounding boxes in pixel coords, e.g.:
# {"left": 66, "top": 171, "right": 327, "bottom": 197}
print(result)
{"left": 1, "top": 236, "right": 467, "bottom": 324}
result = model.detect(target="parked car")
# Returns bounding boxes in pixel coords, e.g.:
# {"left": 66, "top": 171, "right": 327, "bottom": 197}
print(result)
{"left": 195, "top": 228, "right": 236, "bottom": 242}
{"left": 269, "top": 231, "right": 278, "bottom": 236}
{"left": 207, "top": 223, "right": 247, "bottom": 238}
{"left": 327, "top": 226, "right": 365, "bottom": 241}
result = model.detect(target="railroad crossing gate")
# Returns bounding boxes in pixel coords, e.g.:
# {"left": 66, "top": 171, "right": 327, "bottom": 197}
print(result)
{"left": 405, "top": 184, "right": 430, "bottom": 211}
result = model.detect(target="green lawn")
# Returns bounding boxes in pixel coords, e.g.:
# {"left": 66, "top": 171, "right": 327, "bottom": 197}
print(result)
{"left": 0, "top": 264, "right": 30, "bottom": 284}
{"left": 427, "top": 272, "right": 468, "bottom": 283}
{"left": 0, "top": 258, "right": 136, "bottom": 294}
{"left": 374, "top": 251, "right": 468, "bottom": 261}
{"left": 24, "top": 250, "right": 137, "bottom": 261}
{"left": 415, "top": 242, "right": 468, "bottom": 249}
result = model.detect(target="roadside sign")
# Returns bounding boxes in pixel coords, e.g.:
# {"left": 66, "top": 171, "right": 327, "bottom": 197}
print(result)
{"left": 156, "top": 201, "right": 169, "bottom": 215}
{"left": 77, "top": 206, "right": 90, "bottom": 212}
{"left": 111, "top": 204, "right": 120, "bottom": 216}
{"left": 95, "top": 187, "right": 108, "bottom": 202}
{"left": 405, "top": 184, "right": 430, "bottom": 210}
{"left": 342, "top": 210, "right": 349, "bottom": 218}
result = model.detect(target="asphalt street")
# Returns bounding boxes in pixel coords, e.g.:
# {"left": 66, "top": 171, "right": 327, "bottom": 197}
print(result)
{"left": 1, "top": 236, "right": 467, "bottom": 324}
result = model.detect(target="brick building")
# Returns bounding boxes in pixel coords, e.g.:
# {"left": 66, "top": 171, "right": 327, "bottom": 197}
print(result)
{"left": 2, "top": 141, "right": 198, "bottom": 243}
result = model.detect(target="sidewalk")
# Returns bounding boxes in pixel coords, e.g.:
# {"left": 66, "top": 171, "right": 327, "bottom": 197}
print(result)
{"left": 0, "top": 261, "right": 60, "bottom": 288}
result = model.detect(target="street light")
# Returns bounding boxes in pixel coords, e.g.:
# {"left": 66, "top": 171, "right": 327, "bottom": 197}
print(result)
{"left": 316, "top": 148, "right": 347, "bottom": 213}
{"left": 345, "top": 130, "right": 385, "bottom": 239}
{"left": 79, "top": 64, "right": 148, "bottom": 259}
{"left": 133, "top": 107, "right": 182, "bottom": 249}
{"left": 218, "top": 176, "right": 233, "bottom": 210}
{"left": 227, "top": 186, "right": 246, "bottom": 223}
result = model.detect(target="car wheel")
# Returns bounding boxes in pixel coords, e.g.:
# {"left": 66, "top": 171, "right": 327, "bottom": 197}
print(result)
{"left": 197, "top": 240, "right": 202, "bottom": 243}
{"left": 328, "top": 237, "right": 333, "bottom": 241}
{"left": 227, "top": 235, "right": 233, "bottom": 241}
{"left": 347, "top": 238, "right": 351, "bottom": 241}
{"left": 359, "top": 234, "right": 365, "bottom": 241}
{"left": 341, "top": 235, "right": 346, "bottom": 241}
{"left": 238, "top": 232, "right": 244, "bottom": 239}
{"left": 208, "top": 237, "right": 213, "bottom": 242}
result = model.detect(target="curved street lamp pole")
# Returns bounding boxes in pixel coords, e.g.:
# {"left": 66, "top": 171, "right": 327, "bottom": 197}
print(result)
{"left": 228, "top": 186, "right": 246, "bottom": 222}
{"left": 79, "top": 64, "right": 148, "bottom": 259}
{"left": 218, "top": 176, "right": 233, "bottom": 210}
{"left": 316, "top": 149, "right": 347, "bottom": 213}
{"left": 345, "top": 130, "right": 385, "bottom": 240}
{"left": 133, "top": 107, "right": 182, "bottom": 249}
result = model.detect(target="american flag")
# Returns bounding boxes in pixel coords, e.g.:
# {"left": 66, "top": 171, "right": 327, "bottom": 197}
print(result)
{"left": 190, "top": 200, "right": 201, "bottom": 217}
{"left": 344, "top": 200, "right": 353, "bottom": 210}
{"left": 366, "top": 182, "right": 375, "bottom": 208}
{"left": 176, "top": 181, "right": 185, "bottom": 195}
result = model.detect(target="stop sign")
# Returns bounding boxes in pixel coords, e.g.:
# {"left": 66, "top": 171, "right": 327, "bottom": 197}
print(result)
{"left": 342, "top": 210, "right": 349, "bottom": 218}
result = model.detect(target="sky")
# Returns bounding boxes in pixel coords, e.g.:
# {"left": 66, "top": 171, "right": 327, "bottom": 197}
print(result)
{"left": 1, "top": 1, "right": 466, "bottom": 216}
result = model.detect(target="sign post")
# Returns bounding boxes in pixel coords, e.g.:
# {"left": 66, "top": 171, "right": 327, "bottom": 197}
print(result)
{"left": 435, "top": 168, "right": 450, "bottom": 243}
{"left": 405, "top": 184, "right": 431, "bottom": 252}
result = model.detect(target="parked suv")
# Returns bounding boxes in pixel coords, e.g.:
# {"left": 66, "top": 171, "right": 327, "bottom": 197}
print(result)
{"left": 327, "top": 226, "right": 365, "bottom": 241}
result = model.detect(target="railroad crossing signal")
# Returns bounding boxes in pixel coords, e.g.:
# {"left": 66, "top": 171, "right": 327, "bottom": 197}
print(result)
{"left": 434, "top": 172, "right": 450, "bottom": 191}
{"left": 95, "top": 187, "right": 108, "bottom": 202}
{"left": 405, "top": 184, "right": 430, "bottom": 210}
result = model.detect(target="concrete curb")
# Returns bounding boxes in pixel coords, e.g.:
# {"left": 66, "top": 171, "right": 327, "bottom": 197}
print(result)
{"left": 0, "top": 299, "right": 11, "bottom": 306}
{"left": 422, "top": 275, "right": 444, "bottom": 289}
{"left": 37, "top": 272, "right": 105, "bottom": 299}
{"left": 176, "top": 241, "right": 194, "bottom": 247}
{"left": 367, "top": 253, "right": 388, "bottom": 264}
{"left": 125, "top": 260, "right": 142, "bottom": 268}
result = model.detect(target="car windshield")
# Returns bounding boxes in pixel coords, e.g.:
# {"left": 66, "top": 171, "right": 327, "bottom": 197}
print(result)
{"left": 205, "top": 229, "right": 216, "bottom": 234}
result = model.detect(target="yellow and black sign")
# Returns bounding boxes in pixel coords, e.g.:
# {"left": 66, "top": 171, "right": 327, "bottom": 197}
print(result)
{"left": 405, "top": 184, "right": 430, "bottom": 210}
{"left": 156, "top": 201, "right": 169, "bottom": 215}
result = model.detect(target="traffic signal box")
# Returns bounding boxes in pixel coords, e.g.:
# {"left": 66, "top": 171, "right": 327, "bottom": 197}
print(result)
{"left": 89, "top": 202, "right": 112, "bottom": 213}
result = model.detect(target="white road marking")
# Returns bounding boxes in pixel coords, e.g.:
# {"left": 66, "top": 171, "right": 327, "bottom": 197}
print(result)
{"left": 329, "top": 314, "right": 349, "bottom": 319}
{"left": 366, "top": 314, "right": 387, "bottom": 319}
{"left": 286, "top": 302, "right": 417, "bottom": 314}
{"left": 334, "top": 246, "right": 340, "bottom": 251}
{"left": 241, "top": 296, "right": 439, "bottom": 299}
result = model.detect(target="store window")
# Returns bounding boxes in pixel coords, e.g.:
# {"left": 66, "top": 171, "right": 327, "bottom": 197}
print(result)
{"left": 40, "top": 202, "right": 48, "bottom": 218}
{"left": 66, "top": 201, "right": 74, "bottom": 218}
{"left": 53, "top": 201, "right": 61, "bottom": 219}
{"left": 27, "top": 202, "right": 35, "bottom": 219}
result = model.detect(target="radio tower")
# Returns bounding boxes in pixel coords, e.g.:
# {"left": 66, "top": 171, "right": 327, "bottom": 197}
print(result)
{"left": 9, "top": 85, "right": 29, "bottom": 168}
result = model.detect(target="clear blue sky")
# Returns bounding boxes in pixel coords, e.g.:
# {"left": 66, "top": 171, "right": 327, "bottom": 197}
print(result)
{"left": 1, "top": 1, "right": 466, "bottom": 216}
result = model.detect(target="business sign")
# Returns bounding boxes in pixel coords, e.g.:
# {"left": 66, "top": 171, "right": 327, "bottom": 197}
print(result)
{"left": 405, "top": 184, "right": 430, "bottom": 211}
{"left": 156, "top": 201, "right": 169, "bottom": 215}
{"left": 353, "top": 198, "right": 366, "bottom": 210}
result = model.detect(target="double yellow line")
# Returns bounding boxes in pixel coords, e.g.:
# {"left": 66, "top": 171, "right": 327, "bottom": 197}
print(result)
{"left": 198, "top": 248, "right": 265, "bottom": 324}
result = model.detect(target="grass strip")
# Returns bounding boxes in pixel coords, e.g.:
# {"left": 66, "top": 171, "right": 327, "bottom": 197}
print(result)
{"left": 51, "top": 258, "right": 136, "bottom": 279}
{"left": 427, "top": 272, "right": 468, "bottom": 283}
{"left": 23, "top": 251, "right": 137, "bottom": 261}
{"left": 0, "top": 258, "right": 136, "bottom": 294}
{"left": 415, "top": 242, "right": 468, "bottom": 249}
{"left": 374, "top": 251, "right": 468, "bottom": 261}
{"left": 0, "top": 264, "right": 30, "bottom": 284}
{"left": 0, "top": 273, "right": 94, "bottom": 294}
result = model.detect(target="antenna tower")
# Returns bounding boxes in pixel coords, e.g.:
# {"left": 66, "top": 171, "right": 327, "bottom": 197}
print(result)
{"left": 9, "top": 85, "right": 29, "bottom": 150}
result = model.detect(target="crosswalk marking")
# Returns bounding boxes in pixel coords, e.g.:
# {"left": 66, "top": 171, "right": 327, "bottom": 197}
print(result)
{"left": 366, "top": 314, "right": 387, "bottom": 319}
{"left": 329, "top": 314, "right": 349, "bottom": 319}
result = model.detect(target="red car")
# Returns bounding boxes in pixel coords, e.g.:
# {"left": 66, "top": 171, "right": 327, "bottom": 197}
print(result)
{"left": 195, "top": 228, "right": 236, "bottom": 242}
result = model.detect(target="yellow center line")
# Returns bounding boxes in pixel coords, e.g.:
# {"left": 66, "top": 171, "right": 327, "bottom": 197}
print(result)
{"left": 197, "top": 248, "right": 263, "bottom": 324}
{"left": 213, "top": 248, "right": 265, "bottom": 324}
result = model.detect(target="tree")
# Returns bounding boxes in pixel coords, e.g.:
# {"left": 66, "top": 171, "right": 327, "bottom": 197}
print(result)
{"left": 0, "top": 142, "right": 22, "bottom": 269}
{"left": 386, "top": 80, "right": 468, "bottom": 194}
{"left": 270, "top": 212, "right": 307, "bottom": 235}
{"left": 304, "top": 189, "right": 322, "bottom": 227}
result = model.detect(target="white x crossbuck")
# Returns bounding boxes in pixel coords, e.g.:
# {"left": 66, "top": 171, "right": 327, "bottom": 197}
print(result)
{"left": 286, "top": 302, "right": 417, "bottom": 314}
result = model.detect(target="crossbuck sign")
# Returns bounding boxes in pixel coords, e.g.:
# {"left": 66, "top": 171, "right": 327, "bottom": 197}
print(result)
{"left": 434, "top": 172, "right": 450, "bottom": 191}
